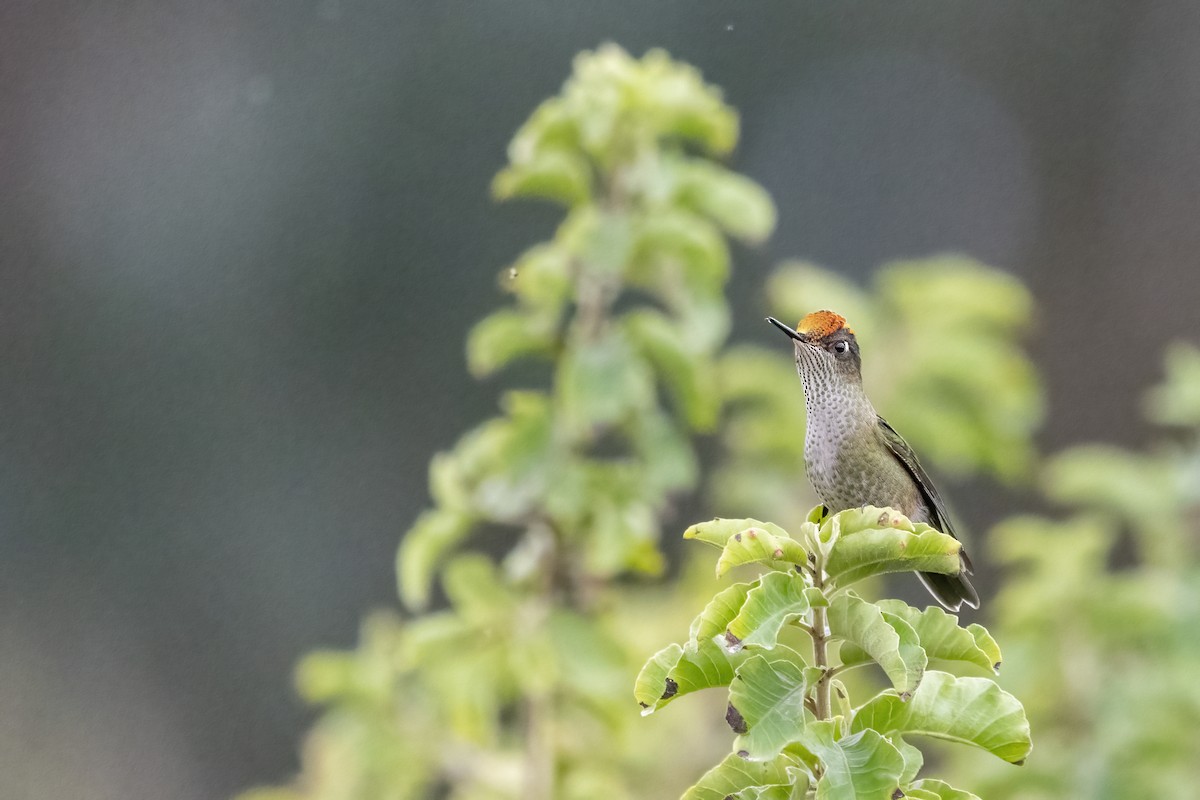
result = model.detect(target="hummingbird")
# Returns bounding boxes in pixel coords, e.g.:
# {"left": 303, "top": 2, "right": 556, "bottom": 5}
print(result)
{"left": 767, "top": 311, "right": 979, "bottom": 611}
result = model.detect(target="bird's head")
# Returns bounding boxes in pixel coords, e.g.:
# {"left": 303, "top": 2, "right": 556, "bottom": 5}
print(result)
{"left": 767, "top": 311, "right": 862, "bottom": 382}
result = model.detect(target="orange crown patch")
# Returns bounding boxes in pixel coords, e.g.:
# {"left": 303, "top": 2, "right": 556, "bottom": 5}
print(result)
{"left": 796, "top": 310, "right": 852, "bottom": 339}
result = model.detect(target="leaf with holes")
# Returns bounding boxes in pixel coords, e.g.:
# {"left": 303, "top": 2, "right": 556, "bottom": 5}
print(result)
{"left": 728, "top": 654, "right": 812, "bottom": 760}
{"left": 716, "top": 527, "right": 809, "bottom": 578}
{"left": 634, "top": 583, "right": 753, "bottom": 713}
{"left": 684, "top": 518, "right": 794, "bottom": 548}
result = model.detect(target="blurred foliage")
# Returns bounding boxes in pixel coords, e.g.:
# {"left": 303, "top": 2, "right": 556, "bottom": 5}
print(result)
{"left": 715, "top": 257, "right": 1042, "bottom": 527}
{"left": 936, "top": 342, "right": 1200, "bottom": 799}
{"left": 240, "top": 44, "right": 775, "bottom": 800}
{"left": 239, "top": 44, "right": 1200, "bottom": 800}
{"left": 638, "top": 508, "right": 1029, "bottom": 799}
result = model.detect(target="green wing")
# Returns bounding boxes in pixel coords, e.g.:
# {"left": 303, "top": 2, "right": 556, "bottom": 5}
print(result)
{"left": 875, "top": 418, "right": 959, "bottom": 550}
{"left": 877, "top": 416, "right": 979, "bottom": 610}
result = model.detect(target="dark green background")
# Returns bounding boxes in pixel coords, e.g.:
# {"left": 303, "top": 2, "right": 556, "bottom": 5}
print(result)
{"left": 2, "top": 2, "right": 1197, "bottom": 797}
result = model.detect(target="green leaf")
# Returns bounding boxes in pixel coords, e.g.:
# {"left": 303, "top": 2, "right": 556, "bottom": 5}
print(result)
{"left": 891, "top": 735, "right": 924, "bottom": 784}
{"left": 807, "top": 504, "right": 831, "bottom": 525}
{"left": 635, "top": 48, "right": 739, "bottom": 154}
{"left": 451, "top": 392, "right": 556, "bottom": 522}
{"left": 693, "top": 582, "right": 757, "bottom": 644}
{"left": 847, "top": 600, "right": 1000, "bottom": 673}
{"left": 730, "top": 771, "right": 811, "bottom": 800}
{"left": 631, "top": 411, "right": 700, "bottom": 496}
{"left": 503, "top": 243, "right": 571, "bottom": 311}
{"left": 442, "top": 554, "right": 514, "bottom": 623}
{"left": 725, "top": 572, "right": 812, "bottom": 653}
{"left": 730, "top": 654, "right": 812, "bottom": 760}
{"left": 492, "top": 148, "right": 591, "bottom": 206}
{"left": 717, "top": 526, "right": 810, "bottom": 579}
{"left": 825, "top": 528, "right": 961, "bottom": 587}
{"left": 582, "top": 495, "right": 663, "bottom": 577}
{"left": 794, "top": 721, "right": 906, "bottom": 800}
{"left": 879, "top": 256, "right": 1032, "bottom": 336}
{"left": 466, "top": 309, "right": 555, "bottom": 377}
{"left": 558, "top": 206, "right": 634, "bottom": 277}
{"left": 1144, "top": 341, "right": 1200, "bottom": 427}
{"left": 673, "top": 160, "right": 776, "bottom": 243}
{"left": 680, "top": 752, "right": 798, "bottom": 800}
{"left": 684, "top": 518, "right": 793, "bottom": 548}
{"left": 905, "top": 779, "right": 981, "bottom": 800}
{"left": 850, "top": 671, "right": 1031, "bottom": 764}
{"left": 397, "top": 508, "right": 475, "bottom": 610}
{"left": 428, "top": 451, "right": 469, "bottom": 510}
{"left": 820, "top": 506, "right": 919, "bottom": 538}
{"left": 632, "top": 210, "right": 730, "bottom": 292}
{"left": 635, "top": 583, "right": 753, "bottom": 713}
{"left": 828, "top": 594, "right": 926, "bottom": 698}
{"left": 634, "top": 643, "right": 687, "bottom": 711}
{"left": 556, "top": 332, "right": 654, "bottom": 431}
{"left": 506, "top": 96, "right": 580, "bottom": 164}
{"left": 623, "top": 309, "right": 720, "bottom": 432}
{"left": 673, "top": 287, "right": 732, "bottom": 353}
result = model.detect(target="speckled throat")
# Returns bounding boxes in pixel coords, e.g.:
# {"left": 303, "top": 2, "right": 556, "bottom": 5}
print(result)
{"left": 794, "top": 345, "right": 923, "bottom": 519}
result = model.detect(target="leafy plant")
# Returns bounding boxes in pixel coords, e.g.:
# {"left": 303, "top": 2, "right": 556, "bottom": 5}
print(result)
{"left": 638, "top": 507, "right": 1032, "bottom": 799}
{"left": 937, "top": 342, "right": 1200, "bottom": 799}
{"left": 238, "top": 45, "right": 1052, "bottom": 800}
{"left": 238, "top": 44, "right": 775, "bottom": 800}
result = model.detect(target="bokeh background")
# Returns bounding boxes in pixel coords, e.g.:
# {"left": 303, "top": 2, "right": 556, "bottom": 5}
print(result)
{"left": 2, "top": 3, "right": 1198, "bottom": 798}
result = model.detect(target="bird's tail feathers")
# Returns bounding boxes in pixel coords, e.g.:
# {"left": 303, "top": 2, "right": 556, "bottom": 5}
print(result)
{"left": 917, "top": 565, "right": 980, "bottom": 612}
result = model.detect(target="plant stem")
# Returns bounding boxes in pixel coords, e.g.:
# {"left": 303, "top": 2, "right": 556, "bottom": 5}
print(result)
{"left": 811, "top": 554, "right": 831, "bottom": 720}
{"left": 811, "top": 604, "right": 831, "bottom": 720}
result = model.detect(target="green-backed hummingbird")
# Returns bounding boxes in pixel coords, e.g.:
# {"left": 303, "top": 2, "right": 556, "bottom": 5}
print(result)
{"left": 767, "top": 311, "right": 979, "bottom": 611}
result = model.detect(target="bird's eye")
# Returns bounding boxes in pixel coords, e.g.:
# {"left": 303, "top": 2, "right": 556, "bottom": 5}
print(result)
{"left": 832, "top": 341, "right": 850, "bottom": 356}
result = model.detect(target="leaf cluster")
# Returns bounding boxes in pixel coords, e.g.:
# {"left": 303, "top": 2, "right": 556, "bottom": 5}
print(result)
{"left": 639, "top": 508, "right": 1031, "bottom": 799}
{"left": 936, "top": 343, "right": 1200, "bottom": 799}
{"left": 239, "top": 45, "right": 777, "bottom": 800}
{"left": 239, "top": 46, "right": 1048, "bottom": 800}
{"left": 402, "top": 44, "right": 776, "bottom": 610}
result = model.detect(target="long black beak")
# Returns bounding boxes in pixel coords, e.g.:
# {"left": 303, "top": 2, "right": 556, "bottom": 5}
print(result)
{"left": 766, "top": 316, "right": 806, "bottom": 342}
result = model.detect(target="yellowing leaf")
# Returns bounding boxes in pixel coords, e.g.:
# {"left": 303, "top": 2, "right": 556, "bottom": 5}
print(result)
{"left": 717, "top": 527, "right": 810, "bottom": 579}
